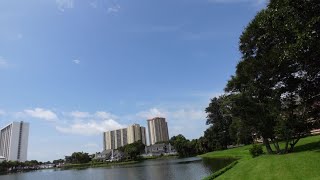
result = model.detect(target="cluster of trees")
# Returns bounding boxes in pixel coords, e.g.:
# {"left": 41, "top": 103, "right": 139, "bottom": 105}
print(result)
{"left": 66, "top": 152, "right": 91, "bottom": 164}
{"left": 118, "top": 141, "right": 145, "bottom": 160}
{"left": 52, "top": 159, "right": 64, "bottom": 165}
{"left": 207, "top": 0, "right": 320, "bottom": 154}
{"left": 169, "top": 135, "right": 207, "bottom": 157}
{"left": 172, "top": 0, "right": 319, "bottom": 157}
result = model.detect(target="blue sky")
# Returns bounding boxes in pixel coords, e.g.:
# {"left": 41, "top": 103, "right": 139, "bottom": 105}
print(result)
{"left": 0, "top": 0, "right": 267, "bottom": 161}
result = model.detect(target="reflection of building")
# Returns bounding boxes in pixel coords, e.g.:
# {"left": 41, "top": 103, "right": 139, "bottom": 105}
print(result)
{"left": 103, "top": 124, "right": 147, "bottom": 150}
{"left": 0, "top": 121, "right": 29, "bottom": 162}
{"left": 147, "top": 117, "right": 169, "bottom": 145}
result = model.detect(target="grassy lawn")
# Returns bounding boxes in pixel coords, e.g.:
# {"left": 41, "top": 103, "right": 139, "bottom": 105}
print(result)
{"left": 200, "top": 135, "right": 320, "bottom": 180}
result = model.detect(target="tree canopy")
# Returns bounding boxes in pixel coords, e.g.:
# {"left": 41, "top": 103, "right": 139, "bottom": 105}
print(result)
{"left": 223, "top": 0, "right": 320, "bottom": 153}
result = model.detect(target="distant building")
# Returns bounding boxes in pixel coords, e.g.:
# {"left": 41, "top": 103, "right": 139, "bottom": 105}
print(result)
{"left": 144, "top": 143, "right": 176, "bottom": 156}
{"left": 127, "top": 124, "right": 147, "bottom": 145}
{"left": 94, "top": 149, "right": 125, "bottom": 162}
{"left": 0, "top": 156, "right": 5, "bottom": 163}
{"left": 103, "top": 124, "right": 147, "bottom": 150}
{"left": 104, "top": 128, "right": 128, "bottom": 150}
{"left": 0, "top": 121, "right": 29, "bottom": 162}
{"left": 147, "top": 117, "right": 169, "bottom": 145}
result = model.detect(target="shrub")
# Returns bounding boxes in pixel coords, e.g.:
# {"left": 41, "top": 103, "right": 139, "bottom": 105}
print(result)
{"left": 249, "top": 144, "right": 263, "bottom": 157}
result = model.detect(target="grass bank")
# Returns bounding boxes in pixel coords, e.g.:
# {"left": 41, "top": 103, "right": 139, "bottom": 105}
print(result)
{"left": 200, "top": 135, "right": 320, "bottom": 180}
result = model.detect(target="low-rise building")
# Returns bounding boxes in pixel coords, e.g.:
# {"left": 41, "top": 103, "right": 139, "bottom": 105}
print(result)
{"left": 144, "top": 143, "right": 176, "bottom": 156}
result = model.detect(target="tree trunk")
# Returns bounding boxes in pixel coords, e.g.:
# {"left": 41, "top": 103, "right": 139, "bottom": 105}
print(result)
{"left": 289, "top": 138, "right": 300, "bottom": 152}
{"left": 263, "top": 137, "right": 273, "bottom": 154}
{"left": 284, "top": 138, "right": 289, "bottom": 153}
{"left": 271, "top": 138, "right": 281, "bottom": 154}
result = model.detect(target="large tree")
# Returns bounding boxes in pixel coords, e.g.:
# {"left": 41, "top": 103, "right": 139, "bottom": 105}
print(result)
{"left": 226, "top": 0, "right": 320, "bottom": 153}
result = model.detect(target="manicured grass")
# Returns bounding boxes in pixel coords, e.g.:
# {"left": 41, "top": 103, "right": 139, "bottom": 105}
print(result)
{"left": 200, "top": 135, "right": 320, "bottom": 180}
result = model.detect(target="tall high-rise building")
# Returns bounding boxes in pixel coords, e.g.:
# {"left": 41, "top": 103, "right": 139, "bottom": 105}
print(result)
{"left": 0, "top": 121, "right": 29, "bottom": 162}
{"left": 127, "top": 124, "right": 147, "bottom": 145}
{"left": 103, "top": 124, "right": 146, "bottom": 150}
{"left": 103, "top": 128, "right": 127, "bottom": 150}
{"left": 147, "top": 117, "right": 169, "bottom": 145}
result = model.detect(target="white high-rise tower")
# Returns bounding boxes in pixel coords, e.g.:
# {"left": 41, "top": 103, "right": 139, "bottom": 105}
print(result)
{"left": 0, "top": 121, "right": 29, "bottom": 162}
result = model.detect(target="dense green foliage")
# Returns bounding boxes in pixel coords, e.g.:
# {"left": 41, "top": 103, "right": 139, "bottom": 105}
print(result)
{"left": 52, "top": 159, "right": 64, "bottom": 164}
{"left": 205, "top": 95, "right": 253, "bottom": 152}
{"left": 249, "top": 144, "right": 264, "bottom": 158}
{"left": 169, "top": 134, "right": 210, "bottom": 157}
{"left": 66, "top": 152, "right": 91, "bottom": 164}
{"left": 118, "top": 140, "right": 145, "bottom": 160}
{"left": 205, "top": 0, "right": 320, "bottom": 154}
{"left": 201, "top": 135, "right": 320, "bottom": 180}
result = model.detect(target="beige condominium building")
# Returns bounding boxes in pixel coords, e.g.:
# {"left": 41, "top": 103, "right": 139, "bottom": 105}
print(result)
{"left": 103, "top": 124, "right": 146, "bottom": 150}
{"left": 147, "top": 117, "right": 169, "bottom": 145}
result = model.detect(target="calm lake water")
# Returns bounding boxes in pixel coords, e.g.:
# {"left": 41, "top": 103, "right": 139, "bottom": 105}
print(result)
{"left": 0, "top": 157, "right": 235, "bottom": 180}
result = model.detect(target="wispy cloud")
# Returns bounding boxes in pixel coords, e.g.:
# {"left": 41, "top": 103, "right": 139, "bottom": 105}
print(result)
{"left": 56, "top": 0, "right": 74, "bottom": 12}
{"left": 136, "top": 108, "right": 167, "bottom": 119}
{"left": 56, "top": 111, "right": 123, "bottom": 136}
{"left": 208, "top": 0, "right": 267, "bottom": 7}
{"left": 0, "top": 57, "right": 9, "bottom": 68}
{"left": 24, "top": 108, "right": 58, "bottom": 121}
{"left": 56, "top": 119, "right": 125, "bottom": 136}
{"left": 69, "top": 111, "right": 90, "bottom": 119}
{"left": 73, "top": 59, "right": 80, "bottom": 64}
{"left": 89, "top": 0, "right": 98, "bottom": 8}
{"left": 107, "top": 4, "right": 120, "bottom": 14}
{"left": 0, "top": 110, "right": 6, "bottom": 116}
{"left": 135, "top": 107, "right": 207, "bottom": 138}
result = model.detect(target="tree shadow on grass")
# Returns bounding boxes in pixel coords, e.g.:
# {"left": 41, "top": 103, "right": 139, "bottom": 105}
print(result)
{"left": 292, "top": 141, "right": 320, "bottom": 153}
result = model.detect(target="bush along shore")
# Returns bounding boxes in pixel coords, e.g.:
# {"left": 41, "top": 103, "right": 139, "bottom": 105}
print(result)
{"left": 61, "top": 160, "right": 139, "bottom": 170}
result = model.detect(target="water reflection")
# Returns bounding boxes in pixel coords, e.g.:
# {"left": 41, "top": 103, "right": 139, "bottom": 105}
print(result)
{"left": 202, "top": 157, "right": 237, "bottom": 172}
{"left": 0, "top": 157, "right": 235, "bottom": 180}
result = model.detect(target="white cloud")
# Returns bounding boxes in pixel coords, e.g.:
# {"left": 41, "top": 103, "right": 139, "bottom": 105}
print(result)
{"left": 56, "top": 111, "right": 122, "bottom": 136}
{"left": 70, "top": 111, "right": 90, "bottom": 119}
{"left": 136, "top": 108, "right": 167, "bottom": 119}
{"left": 73, "top": 59, "right": 80, "bottom": 64}
{"left": 56, "top": 119, "right": 125, "bottom": 136}
{"left": 89, "top": 1, "right": 98, "bottom": 8}
{"left": 0, "top": 110, "right": 6, "bottom": 116}
{"left": 24, "top": 108, "right": 58, "bottom": 121}
{"left": 107, "top": 4, "right": 120, "bottom": 14}
{"left": 56, "top": 0, "right": 74, "bottom": 11}
{"left": 95, "top": 111, "right": 118, "bottom": 119}
{"left": 135, "top": 107, "right": 207, "bottom": 139}
{"left": 171, "top": 109, "right": 206, "bottom": 121}
{"left": 0, "top": 57, "right": 9, "bottom": 68}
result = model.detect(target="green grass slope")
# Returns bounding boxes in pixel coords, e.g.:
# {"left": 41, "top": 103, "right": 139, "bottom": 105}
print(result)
{"left": 201, "top": 135, "right": 320, "bottom": 180}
